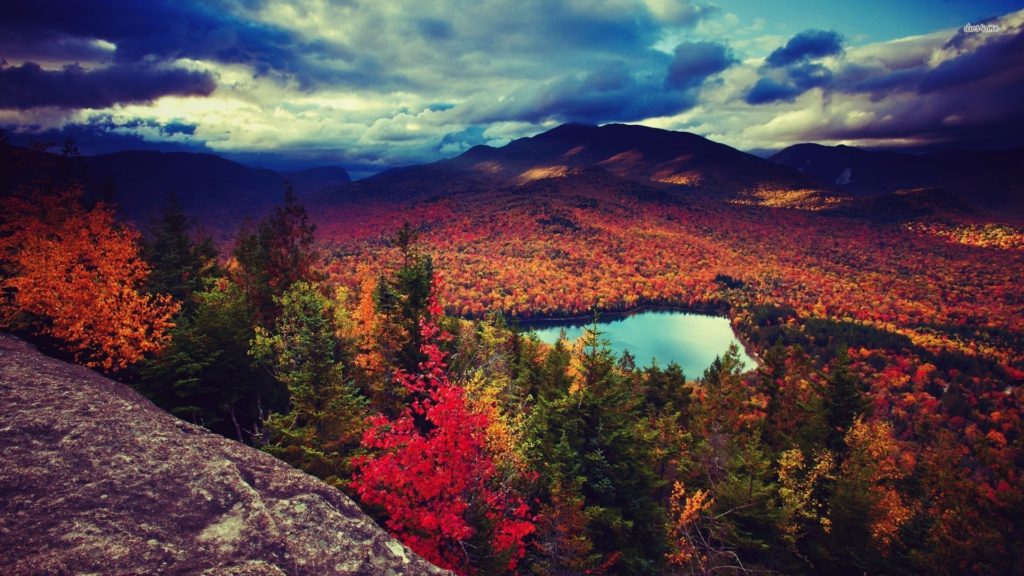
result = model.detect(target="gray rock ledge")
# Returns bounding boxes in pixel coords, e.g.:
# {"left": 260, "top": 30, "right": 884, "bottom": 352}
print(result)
{"left": 0, "top": 334, "right": 449, "bottom": 575}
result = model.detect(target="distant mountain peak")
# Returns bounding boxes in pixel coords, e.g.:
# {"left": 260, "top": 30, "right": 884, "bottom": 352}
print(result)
{"left": 534, "top": 122, "right": 599, "bottom": 139}
{"left": 351, "top": 122, "right": 832, "bottom": 207}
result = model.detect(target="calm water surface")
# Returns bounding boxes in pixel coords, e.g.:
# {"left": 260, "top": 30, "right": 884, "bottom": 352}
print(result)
{"left": 525, "top": 310, "right": 757, "bottom": 377}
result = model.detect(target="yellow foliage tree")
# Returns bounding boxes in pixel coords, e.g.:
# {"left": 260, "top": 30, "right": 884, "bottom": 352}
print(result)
{"left": 777, "top": 448, "right": 835, "bottom": 545}
{"left": 842, "top": 417, "right": 913, "bottom": 549}
{"left": 666, "top": 481, "right": 715, "bottom": 571}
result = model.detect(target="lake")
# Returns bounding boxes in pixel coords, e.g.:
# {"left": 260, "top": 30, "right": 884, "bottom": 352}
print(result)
{"left": 524, "top": 310, "right": 757, "bottom": 377}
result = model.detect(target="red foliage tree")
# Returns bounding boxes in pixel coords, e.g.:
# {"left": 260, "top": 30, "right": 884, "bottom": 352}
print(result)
{"left": 351, "top": 277, "right": 534, "bottom": 574}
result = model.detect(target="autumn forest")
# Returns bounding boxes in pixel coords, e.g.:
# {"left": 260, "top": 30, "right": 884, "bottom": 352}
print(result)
{"left": 2, "top": 118, "right": 1022, "bottom": 576}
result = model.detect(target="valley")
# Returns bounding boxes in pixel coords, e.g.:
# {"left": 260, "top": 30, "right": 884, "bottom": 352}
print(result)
{"left": 4, "top": 3, "right": 1023, "bottom": 574}
{"left": 3, "top": 123, "right": 1022, "bottom": 575}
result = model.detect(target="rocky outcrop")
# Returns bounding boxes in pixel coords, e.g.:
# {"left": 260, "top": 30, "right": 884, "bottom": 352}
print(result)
{"left": 0, "top": 334, "right": 448, "bottom": 575}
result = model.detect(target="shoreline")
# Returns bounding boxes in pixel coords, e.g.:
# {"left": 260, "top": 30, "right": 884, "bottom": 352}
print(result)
{"left": 511, "top": 303, "right": 730, "bottom": 327}
{"left": 511, "top": 303, "right": 763, "bottom": 372}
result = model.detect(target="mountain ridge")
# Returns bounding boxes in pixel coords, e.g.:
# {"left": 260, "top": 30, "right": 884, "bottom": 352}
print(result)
{"left": 771, "top": 142, "right": 1024, "bottom": 214}
{"left": 6, "top": 124, "right": 1023, "bottom": 224}
{"left": 0, "top": 145, "right": 351, "bottom": 224}
{"left": 349, "top": 122, "right": 833, "bottom": 206}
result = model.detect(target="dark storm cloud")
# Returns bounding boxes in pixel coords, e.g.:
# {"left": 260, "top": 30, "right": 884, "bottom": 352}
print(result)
{"left": 506, "top": 6, "right": 660, "bottom": 54}
{"left": 473, "top": 38, "right": 734, "bottom": 125}
{"left": 918, "top": 25, "right": 1024, "bottom": 93}
{"left": 0, "top": 31, "right": 113, "bottom": 64}
{"left": 745, "top": 61, "right": 833, "bottom": 104}
{"left": 485, "top": 65, "right": 685, "bottom": 125}
{"left": 525, "top": 77, "right": 697, "bottom": 124}
{"left": 415, "top": 18, "right": 454, "bottom": 41}
{"left": 4, "top": 1, "right": 287, "bottom": 68}
{"left": 827, "top": 20, "right": 1024, "bottom": 101}
{"left": 750, "top": 14, "right": 1024, "bottom": 109}
{"left": 793, "top": 14, "right": 1024, "bottom": 150}
{"left": 745, "top": 29, "right": 844, "bottom": 104}
{"left": 0, "top": 0, "right": 348, "bottom": 89}
{"left": 0, "top": 62, "right": 216, "bottom": 109}
{"left": 162, "top": 121, "right": 198, "bottom": 136}
{"left": 765, "top": 29, "right": 844, "bottom": 67}
{"left": 0, "top": 0, "right": 293, "bottom": 111}
{"left": 666, "top": 41, "right": 736, "bottom": 89}
{"left": 829, "top": 64, "right": 925, "bottom": 99}
{"left": 745, "top": 78, "right": 802, "bottom": 104}
{"left": 0, "top": 0, "right": 722, "bottom": 108}
{"left": 3, "top": 120, "right": 212, "bottom": 156}
{"left": 793, "top": 78, "right": 1024, "bottom": 151}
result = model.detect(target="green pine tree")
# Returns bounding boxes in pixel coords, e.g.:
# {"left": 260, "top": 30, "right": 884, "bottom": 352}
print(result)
{"left": 251, "top": 281, "right": 367, "bottom": 487}
{"left": 144, "top": 195, "right": 217, "bottom": 313}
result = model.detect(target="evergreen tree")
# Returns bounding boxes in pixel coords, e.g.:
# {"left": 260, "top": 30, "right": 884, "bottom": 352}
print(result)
{"left": 685, "top": 344, "right": 790, "bottom": 572}
{"left": 508, "top": 331, "right": 544, "bottom": 407}
{"left": 373, "top": 273, "right": 400, "bottom": 318}
{"left": 821, "top": 347, "right": 868, "bottom": 454}
{"left": 523, "top": 335, "right": 574, "bottom": 476}
{"left": 712, "top": 431, "right": 784, "bottom": 566}
{"left": 638, "top": 360, "right": 691, "bottom": 498}
{"left": 135, "top": 278, "right": 281, "bottom": 442}
{"left": 761, "top": 345, "right": 829, "bottom": 456}
{"left": 539, "top": 334, "right": 574, "bottom": 402}
{"left": 527, "top": 325, "right": 667, "bottom": 575}
{"left": 395, "top": 221, "right": 419, "bottom": 267}
{"left": 233, "top": 186, "right": 318, "bottom": 325}
{"left": 640, "top": 360, "right": 690, "bottom": 420}
{"left": 144, "top": 195, "right": 217, "bottom": 313}
{"left": 252, "top": 281, "right": 367, "bottom": 486}
{"left": 394, "top": 253, "right": 434, "bottom": 370}
{"left": 369, "top": 226, "right": 435, "bottom": 375}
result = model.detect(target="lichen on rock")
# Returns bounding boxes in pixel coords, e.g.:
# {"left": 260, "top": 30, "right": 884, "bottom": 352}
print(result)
{"left": 0, "top": 334, "right": 449, "bottom": 575}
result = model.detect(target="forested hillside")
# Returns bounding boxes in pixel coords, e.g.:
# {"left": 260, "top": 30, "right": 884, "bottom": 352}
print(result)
{"left": 4, "top": 0, "right": 1024, "bottom": 573}
{"left": 3, "top": 145, "right": 1021, "bottom": 574}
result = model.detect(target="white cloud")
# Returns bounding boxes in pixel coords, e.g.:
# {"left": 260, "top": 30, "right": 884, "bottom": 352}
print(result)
{"left": 5, "top": 2, "right": 1021, "bottom": 168}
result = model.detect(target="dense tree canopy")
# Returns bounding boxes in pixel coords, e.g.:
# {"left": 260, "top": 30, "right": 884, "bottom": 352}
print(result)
{"left": 6, "top": 157, "right": 1020, "bottom": 574}
{"left": 352, "top": 279, "right": 534, "bottom": 574}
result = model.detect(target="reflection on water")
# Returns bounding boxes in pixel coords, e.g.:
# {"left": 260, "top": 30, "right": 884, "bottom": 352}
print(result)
{"left": 524, "top": 310, "right": 757, "bottom": 377}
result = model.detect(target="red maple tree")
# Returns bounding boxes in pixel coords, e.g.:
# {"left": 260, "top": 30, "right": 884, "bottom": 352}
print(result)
{"left": 351, "top": 277, "right": 534, "bottom": 574}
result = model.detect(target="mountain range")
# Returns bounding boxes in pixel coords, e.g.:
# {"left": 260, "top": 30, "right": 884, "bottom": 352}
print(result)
{"left": 772, "top": 143, "right": 1024, "bottom": 212}
{"left": 3, "top": 123, "right": 1022, "bottom": 225}
{"left": 0, "top": 145, "right": 350, "bottom": 226}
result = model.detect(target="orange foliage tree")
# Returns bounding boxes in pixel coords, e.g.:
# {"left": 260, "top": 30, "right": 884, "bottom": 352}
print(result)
{"left": 0, "top": 188, "right": 178, "bottom": 370}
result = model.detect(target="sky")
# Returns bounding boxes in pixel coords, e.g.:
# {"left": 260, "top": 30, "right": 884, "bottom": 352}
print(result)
{"left": 1, "top": 0, "right": 1022, "bottom": 176}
